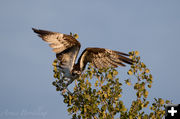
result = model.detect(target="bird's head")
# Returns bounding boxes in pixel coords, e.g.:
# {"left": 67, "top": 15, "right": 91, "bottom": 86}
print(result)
{"left": 71, "top": 64, "right": 81, "bottom": 79}
{"left": 71, "top": 70, "right": 81, "bottom": 79}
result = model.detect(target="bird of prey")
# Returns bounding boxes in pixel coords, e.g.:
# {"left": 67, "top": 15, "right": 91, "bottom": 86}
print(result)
{"left": 32, "top": 28, "right": 133, "bottom": 86}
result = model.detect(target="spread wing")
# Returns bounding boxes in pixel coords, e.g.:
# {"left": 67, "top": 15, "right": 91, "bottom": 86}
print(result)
{"left": 77, "top": 48, "right": 133, "bottom": 71}
{"left": 32, "top": 28, "right": 81, "bottom": 72}
{"left": 32, "top": 28, "right": 81, "bottom": 53}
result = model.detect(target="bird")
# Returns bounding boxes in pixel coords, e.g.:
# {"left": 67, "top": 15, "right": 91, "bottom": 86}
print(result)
{"left": 32, "top": 28, "right": 133, "bottom": 86}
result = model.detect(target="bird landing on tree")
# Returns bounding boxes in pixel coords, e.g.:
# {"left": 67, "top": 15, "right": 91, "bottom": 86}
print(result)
{"left": 32, "top": 28, "right": 133, "bottom": 88}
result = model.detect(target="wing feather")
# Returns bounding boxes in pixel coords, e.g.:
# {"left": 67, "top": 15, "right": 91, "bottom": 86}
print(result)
{"left": 32, "top": 28, "right": 81, "bottom": 53}
{"left": 77, "top": 48, "right": 133, "bottom": 71}
{"left": 105, "top": 57, "right": 118, "bottom": 67}
{"left": 100, "top": 57, "right": 110, "bottom": 68}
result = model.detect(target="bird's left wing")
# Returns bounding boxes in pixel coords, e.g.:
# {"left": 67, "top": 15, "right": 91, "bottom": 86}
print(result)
{"left": 32, "top": 28, "right": 81, "bottom": 53}
{"left": 77, "top": 48, "right": 133, "bottom": 71}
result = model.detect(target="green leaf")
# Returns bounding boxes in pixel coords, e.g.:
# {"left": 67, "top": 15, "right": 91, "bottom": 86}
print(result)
{"left": 128, "top": 69, "right": 133, "bottom": 75}
{"left": 107, "top": 73, "right": 113, "bottom": 79}
{"left": 113, "top": 70, "right": 118, "bottom": 76}
{"left": 125, "top": 79, "right": 131, "bottom": 86}
{"left": 95, "top": 80, "right": 98, "bottom": 87}
{"left": 135, "top": 51, "right": 139, "bottom": 56}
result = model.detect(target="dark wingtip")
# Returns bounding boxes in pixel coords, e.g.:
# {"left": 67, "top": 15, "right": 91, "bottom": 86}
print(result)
{"left": 32, "top": 27, "right": 35, "bottom": 30}
{"left": 32, "top": 28, "right": 39, "bottom": 33}
{"left": 117, "top": 55, "right": 134, "bottom": 66}
{"left": 32, "top": 28, "right": 54, "bottom": 35}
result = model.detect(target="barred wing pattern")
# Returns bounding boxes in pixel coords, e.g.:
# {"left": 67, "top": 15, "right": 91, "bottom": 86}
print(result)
{"left": 32, "top": 28, "right": 81, "bottom": 53}
{"left": 78, "top": 48, "right": 133, "bottom": 71}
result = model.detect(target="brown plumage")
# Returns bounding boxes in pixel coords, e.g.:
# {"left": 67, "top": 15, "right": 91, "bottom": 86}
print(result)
{"left": 32, "top": 28, "right": 133, "bottom": 86}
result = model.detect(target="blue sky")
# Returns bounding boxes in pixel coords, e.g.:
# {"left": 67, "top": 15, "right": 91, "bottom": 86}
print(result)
{"left": 0, "top": 0, "right": 180, "bottom": 119}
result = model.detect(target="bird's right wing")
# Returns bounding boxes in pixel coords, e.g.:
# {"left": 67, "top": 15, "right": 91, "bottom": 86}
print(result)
{"left": 77, "top": 48, "right": 133, "bottom": 71}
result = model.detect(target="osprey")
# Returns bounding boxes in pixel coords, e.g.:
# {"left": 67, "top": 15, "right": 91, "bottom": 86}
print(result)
{"left": 32, "top": 28, "right": 133, "bottom": 86}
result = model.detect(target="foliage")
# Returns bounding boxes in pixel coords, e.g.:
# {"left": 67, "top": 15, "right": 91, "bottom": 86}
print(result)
{"left": 52, "top": 51, "right": 170, "bottom": 119}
